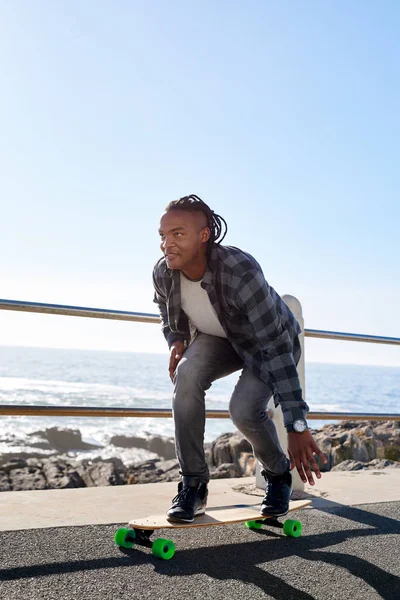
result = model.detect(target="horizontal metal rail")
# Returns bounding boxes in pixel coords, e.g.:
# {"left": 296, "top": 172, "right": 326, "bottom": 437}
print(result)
{"left": 305, "top": 328, "right": 400, "bottom": 345}
{"left": 1, "top": 299, "right": 399, "bottom": 345}
{"left": 1, "top": 299, "right": 398, "bottom": 423}
{"left": 0, "top": 299, "right": 159, "bottom": 324}
{"left": 0, "top": 405, "right": 398, "bottom": 421}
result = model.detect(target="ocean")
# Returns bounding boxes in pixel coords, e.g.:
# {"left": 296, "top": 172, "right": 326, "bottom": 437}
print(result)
{"left": 0, "top": 345, "right": 399, "bottom": 460}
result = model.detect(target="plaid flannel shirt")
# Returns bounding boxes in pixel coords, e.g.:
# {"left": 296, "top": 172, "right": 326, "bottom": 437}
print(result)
{"left": 152, "top": 243, "right": 309, "bottom": 427}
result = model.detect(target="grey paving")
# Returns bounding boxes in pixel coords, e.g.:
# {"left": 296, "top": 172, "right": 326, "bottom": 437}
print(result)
{"left": 0, "top": 502, "right": 399, "bottom": 600}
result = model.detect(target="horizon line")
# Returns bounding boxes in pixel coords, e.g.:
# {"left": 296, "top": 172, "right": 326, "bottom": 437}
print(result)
{"left": 0, "top": 344, "right": 398, "bottom": 370}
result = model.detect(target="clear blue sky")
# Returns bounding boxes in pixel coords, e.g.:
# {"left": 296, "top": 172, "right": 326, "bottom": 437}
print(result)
{"left": 1, "top": 1, "right": 399, "bottom": 366}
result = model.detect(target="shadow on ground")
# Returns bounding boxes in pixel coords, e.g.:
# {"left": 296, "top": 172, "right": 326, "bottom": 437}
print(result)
{"left": 1, "top": 502, "right": 399, "bottom": 600}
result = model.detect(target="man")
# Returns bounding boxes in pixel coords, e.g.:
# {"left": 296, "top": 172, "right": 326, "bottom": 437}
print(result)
{"left": 153, "top": 194, "right": 327, "bottom": 523}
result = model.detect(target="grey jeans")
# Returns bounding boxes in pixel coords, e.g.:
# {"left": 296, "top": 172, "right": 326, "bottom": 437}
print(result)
{"left": 172, "top": 333, "right": 289, "bottom": 483}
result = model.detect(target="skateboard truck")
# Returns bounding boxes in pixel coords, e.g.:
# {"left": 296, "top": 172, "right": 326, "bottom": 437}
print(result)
{"left": 124, "top": 529, "right": 154, "bottom": 548}
{"left": 266, "top": 518, "right": 284, "bottom": 529}
{"left": 115, "top": 528, "right": 176, "bottom": 560}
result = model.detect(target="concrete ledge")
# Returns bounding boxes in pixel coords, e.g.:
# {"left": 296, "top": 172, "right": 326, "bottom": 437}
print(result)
{"left": 1, "top": 470, "right": 399, "bottom": 531}
{"left": 303, "top": 469, "right": 400, "bottom": 507}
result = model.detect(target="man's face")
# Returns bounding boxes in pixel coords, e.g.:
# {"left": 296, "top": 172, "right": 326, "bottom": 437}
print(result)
{"left": 158, "top": 209, "right": 210, "bottom": 271}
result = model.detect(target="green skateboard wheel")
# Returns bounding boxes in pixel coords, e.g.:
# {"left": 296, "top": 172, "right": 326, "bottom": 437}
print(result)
{"left": 152, "top": 538, "right": 176, "bottom": 560}
{"left": 114, "top": 527, "right": 136, "bottom": 548}
{"left": 283, "top": 519, "right": 302, "bottom": 538}
{"left": 245, "top": 520, "right": 263, "bottom": 530}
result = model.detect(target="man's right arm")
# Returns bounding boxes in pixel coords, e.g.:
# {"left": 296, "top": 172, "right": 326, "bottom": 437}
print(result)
{"left": 152, "top": 268, "right": 185, "bottom": 380}
{"left": 152, "top": 268, "right": 185, "bottom": 349}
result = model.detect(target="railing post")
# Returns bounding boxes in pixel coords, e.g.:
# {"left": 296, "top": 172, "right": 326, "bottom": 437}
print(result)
{"left": 255, "top": 295, "right": 305, "bottom": 492}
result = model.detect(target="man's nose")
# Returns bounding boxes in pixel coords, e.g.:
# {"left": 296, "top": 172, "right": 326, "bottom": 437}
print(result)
{"left": 163, "top": 237, "right": 174, "bottom": 250}
{"left": 161, "top": 236, "right": 174, "bottom": 250}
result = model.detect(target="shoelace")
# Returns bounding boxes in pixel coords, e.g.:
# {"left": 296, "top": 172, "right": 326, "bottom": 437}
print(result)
{"left": 263, "top": 480, "right": 272, "bottom": 504}
{"left": 172, "top": 487, "right": 198, "bottom": 506}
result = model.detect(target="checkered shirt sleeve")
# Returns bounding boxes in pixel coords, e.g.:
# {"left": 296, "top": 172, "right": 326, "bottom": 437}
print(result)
{"left": 235, "top": 268, "right": 309, "bottom": 425}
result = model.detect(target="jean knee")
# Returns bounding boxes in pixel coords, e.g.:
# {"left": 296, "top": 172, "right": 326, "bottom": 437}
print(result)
{"left": 229, "top": 398, "right": 259, "bottom": 429}
{"left": 174, "top": 358, "right": 210, "bottom": 391}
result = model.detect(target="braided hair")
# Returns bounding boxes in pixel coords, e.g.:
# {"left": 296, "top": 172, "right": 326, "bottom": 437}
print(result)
{"left": 165, "top": 195, "right": 227, "bottom": 255}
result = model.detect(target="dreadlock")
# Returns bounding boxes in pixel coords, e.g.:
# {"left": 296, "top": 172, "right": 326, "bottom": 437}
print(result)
{"left": 165, "top": 195, "right": 228, "bottom": 255}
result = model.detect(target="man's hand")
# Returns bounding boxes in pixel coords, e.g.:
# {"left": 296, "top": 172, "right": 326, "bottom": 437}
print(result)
{"left": 169, "top": 341, "right": 185, "bottom": 381}
{"left": 288, "top": 430, "right": 328, "bottom": 486}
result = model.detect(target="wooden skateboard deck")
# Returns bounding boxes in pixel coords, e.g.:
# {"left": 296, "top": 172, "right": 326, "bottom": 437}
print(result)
{"left": 115, "top": 499, "right": 311, "bottom": 560}
{"left": 128, "top": 499, "right": 311, "bottom": 529}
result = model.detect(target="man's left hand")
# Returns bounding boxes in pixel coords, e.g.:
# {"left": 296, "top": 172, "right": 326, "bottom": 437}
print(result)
{"left": 288, "top": 430, "right": 328, "bottom": 485}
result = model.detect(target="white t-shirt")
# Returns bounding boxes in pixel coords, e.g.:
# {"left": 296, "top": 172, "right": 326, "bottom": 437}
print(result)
{"left": 180, "top": 272, "right": 227, "bottom": 338}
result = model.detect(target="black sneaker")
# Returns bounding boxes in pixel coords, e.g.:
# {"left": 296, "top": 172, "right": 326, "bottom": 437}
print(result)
{"left": 167, "top": 479, "right": 208, "bottom": 523}
{"left": 260, "top": 469, "right": 292, "bottom": 517}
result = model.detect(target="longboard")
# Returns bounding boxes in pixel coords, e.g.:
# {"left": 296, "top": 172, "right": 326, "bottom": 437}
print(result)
{"left": 114, "top": 499, "right": 311, "bottom": 560}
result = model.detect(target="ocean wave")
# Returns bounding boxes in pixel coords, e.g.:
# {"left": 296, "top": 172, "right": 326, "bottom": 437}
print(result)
{"left": 0, "top": 376, "right": 173, "bottom": 404}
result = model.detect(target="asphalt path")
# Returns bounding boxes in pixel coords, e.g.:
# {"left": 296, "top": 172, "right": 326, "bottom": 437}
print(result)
{"left": 0, "top": 501, "right": 399, "bottom": 600}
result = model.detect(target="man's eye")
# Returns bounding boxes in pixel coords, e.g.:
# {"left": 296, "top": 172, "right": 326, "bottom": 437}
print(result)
{"left": 175, "top": 232, "right": 183, "bottom": 237}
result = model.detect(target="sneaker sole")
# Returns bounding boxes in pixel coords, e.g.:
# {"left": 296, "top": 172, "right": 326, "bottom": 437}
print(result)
{"left": 166, "top": 506, "right": 206, "bottom": 524}
{"left": 166, "top": 515, "right": 194, "bottom": 524}
{"left": 260, "top": 508, "right": 289, "bottom": 518}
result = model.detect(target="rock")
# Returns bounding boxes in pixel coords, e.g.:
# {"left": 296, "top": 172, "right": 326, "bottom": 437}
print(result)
{"left": 0, "top": 470, "right": 11, "bottom": 491}
{"left": 331, "top": 442, "right": 354, "bottom": 468}
{"left": 1, "top": 455, "right": 126, "bottom": 491}
{"left": 373, "top": 421, "right": 400, "bottom": 443}
{"left": 89, "top": 456, "right": 126, "bottom": 473}
{"left": 109, "top": 434, "right": 176, "bottom": 460}
{"left": 313, "top": 421, "right": 400, "bottom": 471}
{"left": 1, "top": 421, "right": 399, "bottom": 491}
{"left": 368, "top": 458, "right": 400, "bottom": 469}
{"left": 147, "top": 436, "right": 176, "bottom": 460}
{"left": 9, "top": 467, "right": 47, "bottom": 491}
{"left": 204, "top": 443, "right": 212, "bottom": 466}
{"left": 127, "top": 431, "right": 255, "bottom": 484}
{"left": 109, "top": 434, "right": 148, "bottom": 449}
{"left": 211, "top": 433, "right": 233, "bottom": 465}
{"left": 210, "top": 463, "right": 242, "bottom": 479}
{"left": 22, "top": 435, "right": 53, "bottom": 450}
{"left": 383, "top": 443, "right": 400, "bottom": 462}
{"left": 85, "top": 462, "right": 123, "bottom": 487}
{"left": 237, "top": 452, "right": 257, "bottom": 476}
{"left": 155, "top": 458, "right": 179, "bottom": 474}
{"left": 331, "top": 460, "right": 367, "bottom": 471}
{"left": 126, "top": 458, "right": 180, "bottom": 484}
{"left": 42, "top": 458, "right": 86, "bottom": 489}
{"left": 29, "top": 427, "right": 101, "bottom": 451}
{"left": 209, "top": 422, "right": 400, "bottom": 476}
{"left": 210, "top": 432, "right": 252, "bottom": 471}
{"left": 332, "top": 458, "right": 400, "bottom": 471}
{"left": 1, "top": 459, "right": 29, "bottom": 473}
{"left": 0, "top": 450, "right": 56, "bottom": 464}
{"left": 27, "top": 458, "right": 44, "bottom": 469}
{"left": 128, "top": 458, "right": 159, "bottom": 473}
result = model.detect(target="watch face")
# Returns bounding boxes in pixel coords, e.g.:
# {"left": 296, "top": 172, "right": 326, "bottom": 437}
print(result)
{"left": 293, "top": 419, "right": 307, "bottom": 433}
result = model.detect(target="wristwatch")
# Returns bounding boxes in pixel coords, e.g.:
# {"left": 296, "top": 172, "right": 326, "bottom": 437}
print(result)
{"left": 287, "top": 418, "right": 308, "bottom": 433}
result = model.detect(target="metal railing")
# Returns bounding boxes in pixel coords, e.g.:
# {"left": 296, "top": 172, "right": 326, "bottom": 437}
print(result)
{"left": 0, "top": 298, "right": 399, "bottom": 421}
{"left": 0, "top": 299, "right": 160, "bottom": 324}
{"left": 0, "top": 405, "right": 398, "bottom": 421}
{"left": 1, "top": 299, "right": 399, "bottom": 346}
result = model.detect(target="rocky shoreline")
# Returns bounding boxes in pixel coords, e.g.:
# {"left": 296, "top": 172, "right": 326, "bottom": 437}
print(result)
{"left": 1, "top": 421, "right": 399, "bottom": 492}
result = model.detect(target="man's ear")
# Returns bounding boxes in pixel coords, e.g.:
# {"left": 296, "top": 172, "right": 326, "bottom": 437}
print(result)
{"left": 200, "top": 227, "right": 211, "bottom": 243}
